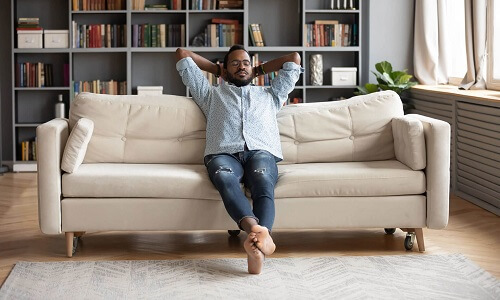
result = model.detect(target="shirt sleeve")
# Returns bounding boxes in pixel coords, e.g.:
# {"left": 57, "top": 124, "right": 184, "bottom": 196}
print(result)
{"left": 268, "top": 62, "right": 304, "bottom": 109}
{"left": 176, "top": 57, "right": 211, "bottom": 109}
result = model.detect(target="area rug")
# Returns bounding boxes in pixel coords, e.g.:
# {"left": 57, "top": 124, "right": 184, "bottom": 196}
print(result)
{"left": 1, "top": 254, "right": 498, "bottom": 299}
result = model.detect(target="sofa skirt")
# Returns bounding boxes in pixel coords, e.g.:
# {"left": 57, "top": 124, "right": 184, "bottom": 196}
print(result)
{"left": 61, "top": 196, "right": 426, "bottom": 232}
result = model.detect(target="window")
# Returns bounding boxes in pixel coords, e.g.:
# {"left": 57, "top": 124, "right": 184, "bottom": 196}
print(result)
{"left": 447, "top": 1, "right": 467, "bottom": 85}
{"left": 486, "top": 0, "right": 500, "bottom": 90}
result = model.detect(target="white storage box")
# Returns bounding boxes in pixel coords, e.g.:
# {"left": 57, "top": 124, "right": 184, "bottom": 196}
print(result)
{"left": 44, "top": 30, "right": 69, "bottom": 48}
{"left": 137, "top": 86, "right": 163, "bottom": 95}
{"left": 331, "top": 67, "right": 357, "bottom": 86}
{"left": 17, "top": 29, "right": 43, "bottom": 49}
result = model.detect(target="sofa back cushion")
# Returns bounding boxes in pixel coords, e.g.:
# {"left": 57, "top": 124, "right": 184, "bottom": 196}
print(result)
{"left": 70, "top": 93, "right": 206, "bottom": 164}
{"left": 70, "top": 90, "right": 403, "bottom": 164}
{"left": 277, "top": 91, "right": 404, "bottom": 164}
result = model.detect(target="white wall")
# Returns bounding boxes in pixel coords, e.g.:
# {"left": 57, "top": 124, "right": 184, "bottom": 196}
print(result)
{"left": 362, "top": 0, "right": 415, "bottom": 84}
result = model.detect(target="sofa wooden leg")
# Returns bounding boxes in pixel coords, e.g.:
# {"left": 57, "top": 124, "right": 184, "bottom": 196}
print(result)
{"left": 66, "top": 232, "right": 74, "bottom": 258}
{"left": 415, "top": 228, "right": 425, "bottom": 252}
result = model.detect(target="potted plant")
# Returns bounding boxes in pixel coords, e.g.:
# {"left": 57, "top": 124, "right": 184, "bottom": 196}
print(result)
{"left": 355, "top": 61, "right": 417, "bottom": 112}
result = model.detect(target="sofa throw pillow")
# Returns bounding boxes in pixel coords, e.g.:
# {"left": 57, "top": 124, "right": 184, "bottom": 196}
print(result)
{"left": 392, "top": 116, "right": 426, "bottom": 170}
{"left": 61, "top": 118, "right": 94, "bottom": 173}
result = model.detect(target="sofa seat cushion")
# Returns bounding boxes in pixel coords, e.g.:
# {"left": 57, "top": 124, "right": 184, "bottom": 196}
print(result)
{"left": 62, "top": 163, "right": 226, "bottom": 200}
{"left": 274, "top": 160, "right": 425, "bottom": 198}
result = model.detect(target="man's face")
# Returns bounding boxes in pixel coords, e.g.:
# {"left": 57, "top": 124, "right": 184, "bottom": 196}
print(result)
{"left": 225, "top": 50, "right": 253, "bottom": 87}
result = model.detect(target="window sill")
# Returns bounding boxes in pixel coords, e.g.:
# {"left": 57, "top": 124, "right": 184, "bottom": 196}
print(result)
{"left": 411, "top": 85, "right": 500, "bottom": 104}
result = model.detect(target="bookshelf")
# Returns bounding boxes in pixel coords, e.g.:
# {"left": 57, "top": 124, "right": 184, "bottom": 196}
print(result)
{"left": 11, "top": 0, "right": 362, "bottom": 171}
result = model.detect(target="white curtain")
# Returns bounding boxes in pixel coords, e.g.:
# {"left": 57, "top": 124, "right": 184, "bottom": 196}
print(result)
{"left": 459, "top": 0, "right": 487, "bottom": 90}
{"left": 413, "top": 0, "right": 450, "bottom": 85}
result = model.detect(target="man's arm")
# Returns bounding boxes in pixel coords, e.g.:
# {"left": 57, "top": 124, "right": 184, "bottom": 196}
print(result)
{"left": 176, "top": 48, "right": 221, "bottom": 77}
{"left": 254, "top": 52, "right": 301, "bottom": 77}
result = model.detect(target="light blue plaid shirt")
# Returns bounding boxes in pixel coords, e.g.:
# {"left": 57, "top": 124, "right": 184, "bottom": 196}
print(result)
{"left": 176, "top": 57, "right": 303, "bottom": 160}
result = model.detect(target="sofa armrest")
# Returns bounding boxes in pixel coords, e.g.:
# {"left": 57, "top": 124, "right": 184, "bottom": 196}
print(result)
{"left": 406, "top": 114, "right": 451, "bottom": 229}
{"left": 392, "top": 116, "right": 426, "bottom": 170}
{"left": 36, "top": 118, "right": 69, "bottom": 234}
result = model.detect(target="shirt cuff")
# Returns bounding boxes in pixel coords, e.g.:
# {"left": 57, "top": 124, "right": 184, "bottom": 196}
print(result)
{"left": 176, "top": 57, "right": 196, "bottom": 71}
{"left": 283, "top": 62, "right": 305, "bottom": 73}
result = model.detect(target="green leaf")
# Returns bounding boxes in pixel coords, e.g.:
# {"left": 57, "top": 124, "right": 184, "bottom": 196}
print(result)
{"left": 365, "top": 83, "right": 379, "bottom": 93}
{"left": 391, "top": 71, "right": 406, "bottom": 83}
{"left": 375, "top": 61, "right": 392, "bottom": 75}
{"left": 397, "top": 74, "right": 413, "bottom": 84}
{"left": 382, "top": 72, "right": 394, "bottom": 85}
{"left": 355, "top": 86, "right": 368, "bottom": 95}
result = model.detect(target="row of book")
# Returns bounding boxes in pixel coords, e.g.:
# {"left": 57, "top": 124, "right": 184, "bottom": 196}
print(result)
{"left": 15, "top": 63, "right": 55, "bottom": 88}
{"left": 20, "top": 140, "right": 37, "bottom": 161}
{"left": 249, "top": 53, "right": 278, "bottom": 87}
{"left": 201, "top": 23, "right": 242, "bottom": 47}
{"left": 191, "top": 0, "right": 243, "bottom": 10}
{"left": 132, "top": 24, "right": 185, "bottom": 47}
{"left": 74, "top": 80, "right": 127, "bottom": 96}
{"left": 72, "top": 22, "right": 126, "bottom": 48}
{"left": 248, "top": 24, "right": 265, "bottom": 47}
{"left": 72, "top": 0, "right": 125, "bottom": 10}
{"left": 304, "top": 21, "right": 358, "bottom": 47}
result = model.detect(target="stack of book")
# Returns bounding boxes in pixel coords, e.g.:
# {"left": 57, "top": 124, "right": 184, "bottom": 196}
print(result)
{"left": 73, "top": 80, "right": 127, "bottom": 95}
{"left": 17, "top": 17, "right": 41, "bottom": 30}
{"left": 304, "top": 20, "right": 357, "bottom": 47}
{"left": 218, "top": 0, "right": 243, "bottom": 9}
{"left": 15, "top": 62, "right": 54, "bottom": 88}
{"left": 144, "top": 4, "right": 167, "bottom": 10}
{"left": 132, "top": 24, "right": 185, "bottom": 47}
{"left": 285, "top": 97, "right": 303, "bottom": 106}
{"left": 72, "top": 22, "right": 126, "bottom": 48}
{"left": 201, "top": 19, "right": 242, "bottom": 47}
{"left": 20, "top": 140, "right": 37, "bottom": 161}
{"left": 72, "top": 0, "right": 125, "bottom": 10}
{"left": 248, "top": 24, "right": 264, "bottom": 47}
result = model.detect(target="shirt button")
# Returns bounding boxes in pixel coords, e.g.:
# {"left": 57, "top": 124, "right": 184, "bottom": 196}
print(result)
{"left": 349, "top": 136, "right": 355, "bottom": 140}
{"left": 121, "top": 137, "right": 127, "bottom": 142}
{"left": 294, "top": 141, "right": 299, "bottom": 145}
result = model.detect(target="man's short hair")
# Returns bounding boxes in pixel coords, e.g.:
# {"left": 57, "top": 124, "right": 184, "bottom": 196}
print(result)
{"left": 223, "top": 44, "right": 249, "bottom": 69}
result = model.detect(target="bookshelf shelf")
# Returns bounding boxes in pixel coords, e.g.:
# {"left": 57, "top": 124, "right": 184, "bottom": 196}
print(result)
{"left": 71, "top": 48, "right": 128, "bottom": 53}
{"left": 188, "top": 9, "right": 244, "bottom": 13}
{"left": 71, "top": 10, "right": 127, "bottom": 14}
{"left": 14, "top": 49, "right": 70, "bottom": 53}
{"left": 14, "top": 87, "right": 71, "bottom": 91}
{"left": 305, "top": 10, "right": 360, "bottom": 13}
{"left": 15, "top": 124, "right": 42, "bottom": 127}
{"left": 131, "top": 10, "right": 188, "bottom": 13}
{"left": 11, "top": 0, "right": 363, "bottom": 171}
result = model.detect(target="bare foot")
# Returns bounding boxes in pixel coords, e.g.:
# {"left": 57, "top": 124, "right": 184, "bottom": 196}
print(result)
{"left": 244, "top": 233, "right": 264, "bottom": 274}
{"left": 250, "top": 225, "right": 276, "bottom": 256}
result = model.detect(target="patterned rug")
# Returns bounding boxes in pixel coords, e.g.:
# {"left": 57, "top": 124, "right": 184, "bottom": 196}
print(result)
{"left": 1, "top": 254, "right": 498, "bottom": 299}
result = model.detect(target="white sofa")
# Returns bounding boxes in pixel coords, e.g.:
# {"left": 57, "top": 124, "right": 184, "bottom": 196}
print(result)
{"left": 36, "top": 90, "right": 451, "bottom": 257}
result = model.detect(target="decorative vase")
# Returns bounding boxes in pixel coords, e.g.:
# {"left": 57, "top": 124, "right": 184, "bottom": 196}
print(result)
{"left": 310, "top": 54, "right": 323, "bottom": 86}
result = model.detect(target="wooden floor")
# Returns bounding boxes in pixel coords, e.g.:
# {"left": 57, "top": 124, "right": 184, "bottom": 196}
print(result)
{"left": 1, "top": 172, "right": 499, "bottom": 286}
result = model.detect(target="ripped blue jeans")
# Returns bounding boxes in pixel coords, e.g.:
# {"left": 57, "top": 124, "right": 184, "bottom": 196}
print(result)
{"left": 204, "top": 149, "right": 279, "bottom": 231}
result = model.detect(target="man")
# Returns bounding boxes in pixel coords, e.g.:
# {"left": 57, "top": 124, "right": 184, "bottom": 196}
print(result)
{"left": 176, "top": 45, "right": 302, "bottom": 274}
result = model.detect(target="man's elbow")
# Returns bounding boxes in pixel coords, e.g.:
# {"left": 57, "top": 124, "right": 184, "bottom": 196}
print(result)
{"left": 176, "top": 48, "right": 188, "bottom": 61}
{"left": 291, "top": 52, "right": 301, "bottom": 65}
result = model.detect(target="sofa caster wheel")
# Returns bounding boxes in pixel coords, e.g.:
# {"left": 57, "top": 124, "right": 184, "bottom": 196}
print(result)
{"left": 228, "top": 230, "right": 241, "bottom": 237}
{"left": 404, "top": 232, "right": 416, "bottom": 250}
{"left": 384, "top": 228, "right": 396, "bottom": 234}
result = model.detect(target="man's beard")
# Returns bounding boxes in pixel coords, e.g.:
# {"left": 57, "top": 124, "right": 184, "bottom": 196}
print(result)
{"left": 226, "top": 71, "right": 252, "bottom": 87}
